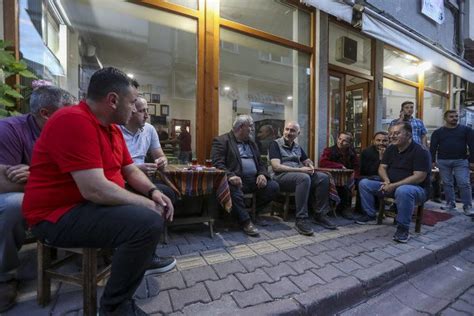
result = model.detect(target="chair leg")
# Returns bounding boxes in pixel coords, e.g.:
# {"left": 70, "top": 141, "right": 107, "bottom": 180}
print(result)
{"left": 83, "top": 249, "right": 97, "bottom": 316}
{"left": 283, "top": 194, "right": 290, "bottom": 221}
{"left": 251, "top": 194, "right": 257, "bottom": 221}
{"left": 415, "top": 204, "right": 424, "bottom": 233}
{"left": 37, "top": 241, "right": 51, "bottom": 306}
{"left": 209, "top": 219, "right": 214, "bottom": 239}
{"left": 377, "top": 199, "right": 385, "bottom": 225}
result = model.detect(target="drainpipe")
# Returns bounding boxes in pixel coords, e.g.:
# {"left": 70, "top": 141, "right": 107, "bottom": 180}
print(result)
{"left": 458, "top": 0, "right": 465, "bottom": 58}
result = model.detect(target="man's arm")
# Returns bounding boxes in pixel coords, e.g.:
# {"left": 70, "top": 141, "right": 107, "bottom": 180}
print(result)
{"left": 429, "top": 129, "right": 439, "bottom": 165}
{"left": 378, "top": 164, "right": 390, "bottom": 183}
{"left": 382, "top": 171, "right": 427, "bottom": 193}
{"left": 0, "top": 164, "right": 25, "bottom": 193}
{"left": 211, "top": 137, "right": 236, "bottom": 178}
{"left": 150, "top": 147, "right": 168, "bottom": 169}
{"left": 270, "top": 158, "right": 313, "bottom": 173}
{"left": 421, "top": 134, "right": 428, "bottom": 149}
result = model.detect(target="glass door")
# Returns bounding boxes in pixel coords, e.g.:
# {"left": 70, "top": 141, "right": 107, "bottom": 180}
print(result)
{"left": 345, "top": 82, "right": 369, "bottom": 153}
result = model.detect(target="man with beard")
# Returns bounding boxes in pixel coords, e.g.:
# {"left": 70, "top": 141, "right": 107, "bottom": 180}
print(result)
{"left": 269, "top": 121, "right": 336, "bottom": 236}
{"left": 211, "top": 114, "right": 279, "bottom": 236}
{"left": 430, "top": 110, "right": 474, "bottom": 216}
{"left": 360, "top": 131, "right": 389, "bottom": 179}
{"left": 22, "top": 67, "right": 174, "bottom": 315}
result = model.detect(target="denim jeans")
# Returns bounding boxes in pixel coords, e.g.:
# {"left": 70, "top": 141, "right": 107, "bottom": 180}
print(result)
{"left": 0, "top": 192, "right": 25, "bottom": 282}
{"left": 437, "top": 159, "right": 472, "bottom": 209}
{"left": 274, "top": 171, "right": 330, "bottom": 219}
{"left": 359, "top": 179, "right": 426, "bottom": 229}
{"left": 31, "top": 202, "right": 163, "bottom": 311}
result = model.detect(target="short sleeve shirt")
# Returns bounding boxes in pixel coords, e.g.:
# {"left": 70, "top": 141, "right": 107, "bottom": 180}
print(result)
{"left": 119, "top": 123, "right": 161, "bottom": 164}
{"left": 390, "top": 118, "right": 427, "bottom": 145}
{"left": 22, "top": 101, "right": 134, "bottom": 227}
{"left": 0, "top": 114, "right": 40, "bottom": 165}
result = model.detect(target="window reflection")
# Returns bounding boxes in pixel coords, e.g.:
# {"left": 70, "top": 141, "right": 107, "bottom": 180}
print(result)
{"left": 382, "top": 78, "right": 417, "bottom": 131}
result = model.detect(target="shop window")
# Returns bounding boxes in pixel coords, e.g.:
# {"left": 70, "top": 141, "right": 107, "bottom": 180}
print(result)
{"left": 328, "top": 22, "right": 372, "bottom": 76}
{"left": 221, "top": 40, "right": 239, "bottom": 54}
{"left": 423, "top": 91, "right": 448, "bottom": 138}
{"left": 219, "top": 28, "right": 310, "bottom": 155}
{"left": 220, "top": 0, "right": 310, "bottom": 46}
{"left": 328, "top": 76, "right": 342, "bottom": 146}
{"left": 382, "top": 78, "right": 417, "bottom": 131}
{"left": 424, "top": 67, "right": 449, "bottom": 93}
{"left": 19, "top": 0, "right": 198, "bottom": 162}
{"left": 383, "top": 47, "right": 419, "bottom": 83}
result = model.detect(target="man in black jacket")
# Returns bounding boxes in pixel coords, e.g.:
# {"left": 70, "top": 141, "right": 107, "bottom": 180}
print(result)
{"left": 211, "top": 115, "right": 279, "bottom": 236}
{"left": 360, "top": 131, "right": 389, "bottom": 178}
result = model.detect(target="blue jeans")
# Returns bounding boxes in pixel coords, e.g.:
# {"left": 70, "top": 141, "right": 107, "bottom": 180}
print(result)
{"left": 359, "top": 179, "right": 426, "bottom": 229}
{"left": 0, "top": 192, "right": 25, "bottom": 282}
{"left": 437, "top": 159, "right": 472, "bottom": 209}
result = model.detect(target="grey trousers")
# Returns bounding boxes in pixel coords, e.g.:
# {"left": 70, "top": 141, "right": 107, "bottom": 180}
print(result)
{"left": 0, "top": 192, "right": 25, "bottom": 282}
{"left": 274, "top": 171, "right": 330, "bottom": 219}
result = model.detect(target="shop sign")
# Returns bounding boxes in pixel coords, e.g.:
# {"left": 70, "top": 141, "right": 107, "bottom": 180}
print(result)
{"left": 421, "top": 0, "right": 445, "bottom": 24}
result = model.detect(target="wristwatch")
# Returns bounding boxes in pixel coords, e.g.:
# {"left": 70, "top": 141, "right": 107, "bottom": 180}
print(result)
{"left": 147, "top": 187, "right": 159, "bottom": 199}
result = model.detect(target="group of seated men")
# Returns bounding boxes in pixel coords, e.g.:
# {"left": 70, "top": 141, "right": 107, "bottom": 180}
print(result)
{"left": 0, "top": 66, "right": 472, "bottom": 315}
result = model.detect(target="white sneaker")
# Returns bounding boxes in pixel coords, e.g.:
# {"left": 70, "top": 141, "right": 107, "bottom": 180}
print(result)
{"left": 463, "top": 206, "right": 474, "bottom": 217}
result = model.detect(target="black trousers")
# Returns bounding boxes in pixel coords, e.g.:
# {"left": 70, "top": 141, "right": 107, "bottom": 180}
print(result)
{"left": 229, "top": 178, "right": 280, "bottom": 223}
{"left": 32, "top": 202, "right": 163, "bottom": 311}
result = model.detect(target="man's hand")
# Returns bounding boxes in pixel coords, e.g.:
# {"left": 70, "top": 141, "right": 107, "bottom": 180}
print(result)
{"left": 380, "top": 182, "right": 396, "bottom": 193}
{"left": 155, "top": 157, "right": 168, "bottom": 170}
{"left": 137, "top": 163, "right": 158, "bottom": 177}
{"left": 6, "top": 164, "right": 30, "bottom": 184}
{"left": 256, "top": 174, "right": 267, "bottom": 189}
{"left": 228, "top": 176, "right": 242, "bottom": 187}
{"left": 432, "top": 162, "right": 438, "bottom": 169}
{"left": 378, "top": 147, "right": 386, "bottom": 160}
{"left": 151, "top": 191, "right": 174, "bottom": 221}
{"left": 300, "top": 166, "right": 314, "bottom": 175}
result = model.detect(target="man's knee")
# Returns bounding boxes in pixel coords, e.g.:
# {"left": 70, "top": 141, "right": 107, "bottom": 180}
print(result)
{"left": 0, "top": 193, "right": 24, "bottom": 224}
{"left": 265, "top": 180, "right": 280, "bottom": 196}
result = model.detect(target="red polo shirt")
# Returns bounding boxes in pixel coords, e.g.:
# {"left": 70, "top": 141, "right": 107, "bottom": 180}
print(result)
{"left": 22, "top": 101, "right": 133, "bottom": 227}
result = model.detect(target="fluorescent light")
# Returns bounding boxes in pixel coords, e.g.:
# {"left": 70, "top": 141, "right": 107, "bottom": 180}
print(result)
{"left": 251, "top": 108, "right": 264, "bottom": 114}
{"left": 287, "top": 96, "right": 293, "bottom": 100}
{"left": 127, "top": 73, "right": 134, "bottom": 78}
{"left": 224, "top": 86, "right": 231, "bottom": 91}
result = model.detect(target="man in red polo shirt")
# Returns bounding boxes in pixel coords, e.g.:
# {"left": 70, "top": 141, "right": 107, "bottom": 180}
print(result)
{"left": 23, "top": 67, "right": 173, "bottom": 316}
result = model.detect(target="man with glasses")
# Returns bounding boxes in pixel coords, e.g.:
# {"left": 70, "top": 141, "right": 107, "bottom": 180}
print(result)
{"left": 430, "top": 110, "right": 474, "bottom": 216}
{"left": 211, "top": 114, "right": 279, "bottom": 236}
{"left": 119, "top": 96, "right": 177, "bottom": 274}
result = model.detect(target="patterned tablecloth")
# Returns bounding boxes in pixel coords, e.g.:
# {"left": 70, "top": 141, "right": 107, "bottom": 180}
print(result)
{"left": 315, "top": 168, "right": 355, "bottom": 206}
{"left": 156, "top": 165, "right": 232, "bottom": 212}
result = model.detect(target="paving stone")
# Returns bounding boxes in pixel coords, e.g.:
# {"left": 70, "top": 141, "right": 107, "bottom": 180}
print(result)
{"left": 262, "top": 251, "right": 294, "bottom": 265}
{"left": 350, "top": 253, "right": 380, "bottom": 268}
{"left": 393, "top": 247, "right": 436, "bottom": 275}
{"left": 294, "top": 276, "right": 365, "bottom": 315}
{"left": 181, "top": 265, "right": 219, "bottom": 287}
{"left": 326, "top": 248, "right": 353, "bottom": 261}
{"left": 235, "top": 268, "right": 273, "bottom": 290}
{"left": 204, "top": 275, "right": 245, "bottom": 300}
{"left": 380, "top": 244, "right": 406, "bottom": 256}
{"left": 227, "top": 244, "right": 257, "bottom": 259}
{"left": 352, "top": 259, "right": 406, "bottom": 293}
{"left": 321, "top": 239, "right": 345, "bottom": 249}
{"left": 284, "top": 246, "right": 312, "bottom": 260}
{"left": 261, "top": 277, "right": 301, "bottom": 299}
{"left": 333, "top": 258, "right": 364, "bottom": 274}
{"left": 176, "top": 253, "right": 207, "bottom": 270}
{"left": 307, "top": 252, "right": 337, "bottom": 267}
{"left": 238, "top": 256, "right": 272, "bottom": 272}
{"left": 49, "top": 290, "right": 84, "bottom": 315}
{"left": 304, "top": 242, "right": 330, "bottom": 255}
{"left": 169, "top": 283, "right": 211, "bottom": 311}
{"left": 287, "top": 256, "right": 318, "bottom": 274}
{"left": 138, "top": 291, "right": 173, "bottom": 315}
{"left": 357, "top": 239, "right": 382, "bottom": 251}
{"left": 289, "top": 270, "right": 325, "bottom": 291}
{"left": 237, "top": 298, "right": 302, "bottom": 315}
{"left": 460, "top": 249, "right": 474, "bottom": 263}
{"left": 366, "top": 249, "right": 393, "bottom": 261}
{"left": 287, "top": 234, "right": 317, "bottom": 246}
{"left": 156, "top": 245, "right": 181, "bottom": 257}
{"left": 179, "top": 294, "right": 239, "bottom": 315}
{"left": 178, "top": 242, "right": 208, "bottom": 255}
{"left": 334, "top": 236, "right": 358, "bottom": 246}
{"left": 450, "top": 300, "right": 474, "bottom": 314}
{"left": 262, "top": 262, "right": 298, "bottom": 281}
{"left": 312, "top": 264, "right": 347, "bottom": 282}
{"left": 201, "top": 249, "right": 233, "bottom": 265}
{"left": 232, "top": 284, "right": 273, "bottom": 308}
{"left": 440, "top": 307, "right": 471, "bottom": 316}
{"left": 153, "top": 271, "right": 186, "bottom": 291}
{"left": 247, "top": 241, "right": 278, "bottom": 255}
{"left": 211, "top": 260, "right": 247, "bottom": 278}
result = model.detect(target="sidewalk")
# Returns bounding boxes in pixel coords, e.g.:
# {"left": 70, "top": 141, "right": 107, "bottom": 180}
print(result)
{"left": 3, "top": 201, "right": 474, "bottom": 315}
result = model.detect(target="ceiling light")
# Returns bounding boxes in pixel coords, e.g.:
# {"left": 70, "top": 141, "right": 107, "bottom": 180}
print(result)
{"left": 224, "top": 86, "right": 231, "bottom": 91}
{"left": 287, "top": 96, "right": 293, "bottom": 100}
{"left": 127, "top": 73, "right": 134, "bottom": 78}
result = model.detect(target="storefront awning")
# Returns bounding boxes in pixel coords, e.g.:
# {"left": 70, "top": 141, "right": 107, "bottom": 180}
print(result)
{"left": 362, "top": 11, "right": 474, "bottom": 83}
{"left": 301, "top": 0, "right": 352, "bottom": 24}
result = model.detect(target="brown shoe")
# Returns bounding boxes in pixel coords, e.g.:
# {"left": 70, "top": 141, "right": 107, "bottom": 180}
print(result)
{"left": 0, "top": 279, "right": 18, "bottom": 312}
{"left": 242, "top": 221, "right": 260, "bottom": 236}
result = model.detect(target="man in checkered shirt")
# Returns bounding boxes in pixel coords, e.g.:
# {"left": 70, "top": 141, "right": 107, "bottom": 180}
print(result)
{"left": 390, "top": 101, "right": 428, "bottom": 148}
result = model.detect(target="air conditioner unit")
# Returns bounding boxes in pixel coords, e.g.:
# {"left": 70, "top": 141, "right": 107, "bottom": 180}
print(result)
{"left": 336, "top": 36, "right": 358, "bottom": 64}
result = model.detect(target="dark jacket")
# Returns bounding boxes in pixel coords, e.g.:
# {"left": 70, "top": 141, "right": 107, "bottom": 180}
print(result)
{"left": 211, "top": 131, "right": 269, "bottom": 179}
{"left": 360, "top": 145, "right": 381, "bottom": 177}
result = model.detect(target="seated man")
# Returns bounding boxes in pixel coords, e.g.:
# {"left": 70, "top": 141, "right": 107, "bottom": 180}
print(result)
{"left": 211, "top": 114, "right": 279, "bottom": 236}
{"left": 0, "top": 85, "right": 75, "bottom": 312}
{"left": 119, "top": 96, "right": 176, "bottom": 273}
{"left": 357, "top": 122, "right": 430, "bottom": 243}
{"left": 22, "top": 67, "right": 174, "bottom": 315}
{"left": 319, "top": 132, "right": 359, "bottom": 219}
{"left": 269, "top": 121, "right": 336, "bottom": 235}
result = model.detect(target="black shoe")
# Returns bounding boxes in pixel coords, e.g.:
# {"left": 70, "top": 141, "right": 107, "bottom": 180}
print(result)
{"left": 242, "top": 220, "right": 260, "bottom": 236}
{"left": 295, "top": 219, "right": 314, "bottom": 236}
{"left": 393, "top": 226, "right": 410, "bottom": 243}
{"left": 313, "top": 215, "right": 337, "bottom": 230}
{"left": 431, "top": 198, "right": 442, "bottom": 204}
{"left": 0, "top": 279, "right": 17, "bottom": 313}
{"left": 441, "top": 204, "right": 457, "bottom": 211}
{"left": 145, "top": 254, "right": 176, "bottom": 275}
{"left": 355, "top": 214, "right": 377, "bottom": 225}
{"left": 340, "top": 208, "right": 355, "bottom": 220}
{"left": 99, "top": 299, "right": 149, "bottom": 316}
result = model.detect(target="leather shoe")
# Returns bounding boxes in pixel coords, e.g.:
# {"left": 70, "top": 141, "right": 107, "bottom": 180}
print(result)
{"left": 313, "top": 215, "right": 337, "bottom": 230}
{"left": 242, "top": 220, "right": 259, "bottom": 236}
{"left": 340, "top": 208, "right": 355, "bottom": 220}
{"left": 0, "top": 279, "right": 18, "bottom": 313}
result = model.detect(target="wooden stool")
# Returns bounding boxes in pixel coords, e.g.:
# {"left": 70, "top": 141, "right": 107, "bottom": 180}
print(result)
{"left": 271, "top": 192, "right": 295, "bottom": 221}
{"left": 377, "top": 197, "right": 424, "bottom": 233}
{"left": 243, "top": 192, "right": 257, "bottom": 221}
{"left": 37, "top": 241, "right": 112, "bottom": 316}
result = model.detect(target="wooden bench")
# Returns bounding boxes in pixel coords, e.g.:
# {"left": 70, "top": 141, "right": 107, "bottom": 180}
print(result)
{"left": 37, "top": 241, "right": 112, "bottom": 316}
{"left": 377, "top": 197, "right": 424, "bottom": 233}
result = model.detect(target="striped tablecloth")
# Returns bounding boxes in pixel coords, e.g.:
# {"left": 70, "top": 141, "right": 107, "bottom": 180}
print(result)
{"left": 156, "top": 165, "right": 232, "bottom": 212}
{"left": 315, "top": 168, "right": 355, "bottom": 206}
